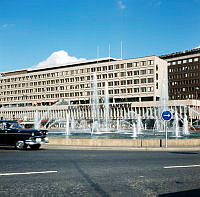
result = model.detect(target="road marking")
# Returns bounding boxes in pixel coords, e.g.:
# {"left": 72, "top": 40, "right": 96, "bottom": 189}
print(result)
{"left": 164, "top": 165, "right": 200, "bottom": 169}
{"left": 0, "top": 170, "right": 57, "bottom": 176}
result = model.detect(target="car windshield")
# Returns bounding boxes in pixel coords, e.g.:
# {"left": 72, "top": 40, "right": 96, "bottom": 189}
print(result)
{"left": 5, "top": 122, "right": 23, "bottom": 129}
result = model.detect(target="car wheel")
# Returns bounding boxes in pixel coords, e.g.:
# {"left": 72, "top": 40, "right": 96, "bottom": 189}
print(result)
{"left": 15, "top": 141, "right": 27, "bottom": 150}
{"left": 30, "top": 144, "right": 41, "bottom": 150}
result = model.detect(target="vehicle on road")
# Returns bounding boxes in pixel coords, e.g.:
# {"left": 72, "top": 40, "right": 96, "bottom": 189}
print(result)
{"left": 0, "top": 120, "right": 48, "bottom": 150}
{"left": 190, "top": 120, "right": 200, "bottom": 132}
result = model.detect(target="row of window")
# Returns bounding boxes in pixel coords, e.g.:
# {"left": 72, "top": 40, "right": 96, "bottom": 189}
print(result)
{"left": 0, "top": 86, "right": 155, "bottom": 102}
{"left": 168, "top": 64, "right": 199, "bottom": 72}
{"left": 169, "top": 72, "right": 199, "bottom": 80}
{"left": 1, "top": 77, "right": 155, "bottom": 96}
{"left": 170, "top": 79, "right": 199, "bottom": 86}
{"left": 170, "top": 93, "right": 198, "bottom": 100}
{"left": 168, "top": 57, "right": 199, "bottom": 66}
{"left": 0, "top": 69, "right": 155, "bottom": 90}
{"left": 0, "top": 60, "right": 155, "bottom": 84}
{"left": 170, "top": 86, "right": 199, "bottom": 93}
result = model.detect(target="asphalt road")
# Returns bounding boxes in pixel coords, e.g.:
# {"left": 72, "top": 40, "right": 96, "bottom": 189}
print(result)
{"left": 0, "top": 147, "right": 200, "bottom": 197}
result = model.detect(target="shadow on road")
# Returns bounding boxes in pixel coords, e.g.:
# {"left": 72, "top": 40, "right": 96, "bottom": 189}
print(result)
{"left": 159, "top": 188, "right": 200, "bottom": 196}
{"left": 72, "top": 161, "right": 109, "bottom": 197}
{"left": 0, "top": 146, "right": 45, "bottom": 151}
{"left": 169, "top": 151, "right": 198, "bottom": 155}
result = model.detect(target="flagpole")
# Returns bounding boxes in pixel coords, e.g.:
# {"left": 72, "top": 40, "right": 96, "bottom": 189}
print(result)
{"left": 120, "top": 40, "right": 123, "bottom": 59}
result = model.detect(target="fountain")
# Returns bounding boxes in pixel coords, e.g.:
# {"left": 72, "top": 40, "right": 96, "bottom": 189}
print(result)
{"left": 65, "top": 113, "right": 70, "bottom": 137}
{"left": 173, "top": 110, "right": 180, "bottom": 137}
{"left": 34, "top": 110, "right": 40, "bottom": 130}
{"left": 20, "top": 65, "right": 199, "bottom": 140}
{"left": 104, "top": 81, "right": 109, "bottom": 131}
{"left": 131, "top": 123, "right": 137, "bottom": 138}
{"left": 91, "top": 73, "right": 100, "bottom": 134}
{"left": 183, "top": 114, "right": 189, "bottom": 135}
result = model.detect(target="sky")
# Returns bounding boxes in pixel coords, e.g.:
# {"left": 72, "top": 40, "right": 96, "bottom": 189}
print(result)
{"left": 0, "top": 0, "right": 200, "bottom": 72}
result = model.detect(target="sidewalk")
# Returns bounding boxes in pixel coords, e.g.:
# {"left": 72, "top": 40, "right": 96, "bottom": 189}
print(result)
{"left": 43, "top": 144, "right": 200, "bottom": 151}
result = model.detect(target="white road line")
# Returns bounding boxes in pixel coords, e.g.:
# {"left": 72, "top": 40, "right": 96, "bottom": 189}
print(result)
{"left": 164, "top": 164, "right": 200, "bottom": 169}
{"left": 0, "top": 170, "right": 57, "bottom": 176}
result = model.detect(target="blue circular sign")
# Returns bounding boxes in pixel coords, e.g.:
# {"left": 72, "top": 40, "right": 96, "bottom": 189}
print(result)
{"left": 162, "top": 110, "right": 172, "bottom": 121}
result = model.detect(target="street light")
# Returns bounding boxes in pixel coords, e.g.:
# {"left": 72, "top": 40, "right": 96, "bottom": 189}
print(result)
{"left": 195, "top": 87, "right": 199, "bottom": 120}
{"left": 196, "top": 87, "right": 199, "bottom": 100}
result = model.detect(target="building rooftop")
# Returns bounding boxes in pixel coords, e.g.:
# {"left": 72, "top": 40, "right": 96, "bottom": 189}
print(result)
{"left": 160, "top": 47, "right": 200, "bottom": 59}
{"left": 1, "top": 57, "right": 119, "bottom": 77}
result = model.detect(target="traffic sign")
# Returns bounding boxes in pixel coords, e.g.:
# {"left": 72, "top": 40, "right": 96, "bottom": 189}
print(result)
{"left": 162, "top": 110, "right": 172, "bottom": 121}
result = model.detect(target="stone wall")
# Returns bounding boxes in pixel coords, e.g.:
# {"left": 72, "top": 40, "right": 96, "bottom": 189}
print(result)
{"left": 48, "top": 138, "right": 200, "bottom": 148}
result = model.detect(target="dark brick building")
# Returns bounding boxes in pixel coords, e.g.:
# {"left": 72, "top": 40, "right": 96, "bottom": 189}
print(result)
{"left": 160, "top": 48, "right": 200, "bottom": 101}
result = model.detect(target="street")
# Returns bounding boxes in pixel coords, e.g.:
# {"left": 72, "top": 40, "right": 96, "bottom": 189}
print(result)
{"left": 0, "top": 147, "right": 200, "bottom": 196}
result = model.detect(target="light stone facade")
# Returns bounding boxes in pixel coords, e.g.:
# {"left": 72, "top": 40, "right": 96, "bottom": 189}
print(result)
{"left": 0, "top": 56, "right": 199, "bottom": 123}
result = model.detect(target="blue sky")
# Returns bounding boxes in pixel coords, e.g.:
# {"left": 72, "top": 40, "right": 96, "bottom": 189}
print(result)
{"left": 0, "top": 0, "right": 200, "bottom": 71}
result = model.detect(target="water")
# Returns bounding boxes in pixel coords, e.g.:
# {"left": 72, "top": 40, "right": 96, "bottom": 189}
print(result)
{"left": 174, "top": 110, "right": 180, "bottom": 137}
{"left": 34, "top": 110, "right": 40, "bottom": 130}
{"left": 104, "top": 81, "right": 109, "bottom": 131}
{"left": 24, "top": 68, "right": 200, "bottom": 140}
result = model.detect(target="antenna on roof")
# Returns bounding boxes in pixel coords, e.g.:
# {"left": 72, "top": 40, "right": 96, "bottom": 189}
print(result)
{"left": 120, "top": 40, "right": 123, "bottom": 59}
{"left": 97, "top": 46, "right": 99, "bottom": 63}
{"left": 97, "top": 46, "right": 99, "bottom": 59}
{"left": 108, "top": 43, "right": 111, "bottom": 61}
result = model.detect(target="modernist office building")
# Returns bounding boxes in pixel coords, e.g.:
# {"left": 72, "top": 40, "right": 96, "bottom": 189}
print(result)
{"left": 0, "top": 54, "right": 199, "bottom": 123}
{"left": 160, "top": 48, "right": 200, "bottom": 101}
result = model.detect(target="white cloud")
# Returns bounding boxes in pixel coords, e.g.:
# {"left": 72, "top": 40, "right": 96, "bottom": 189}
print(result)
{"left": 195, "top": 45, "right": 200, "bottom": 49}
{"left": 33, "top": 50, "right": 86, "bottom": 69}
{"left": 117, "top": 0, "right": 126, "bottom": 9}
{"left": 1, "top": 24, "right": 15, "bottom": 28}
{"left": 149, "top": 0, "right": 162, "bottom": 7}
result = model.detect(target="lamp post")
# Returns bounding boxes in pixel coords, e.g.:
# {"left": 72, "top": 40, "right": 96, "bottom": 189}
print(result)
{"left": 195, "top": 87, "right": 199, "bottom": 120}
{"left": 196, "top": 87, "right": 199, "bottom": 100}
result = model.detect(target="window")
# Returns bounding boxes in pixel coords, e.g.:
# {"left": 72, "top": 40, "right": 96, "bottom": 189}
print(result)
{"left": 134, "top": 88, "right": 139, "bottom": 93}
{"left": 103, "top": 66, "right": 107, "bottom": 71}
{"left": 127, "top": 80, "right": 132, "bottom": 84}
{"left": 134, "top": 70, "right": 139, "bottom": 75}
{"left": 108, "top": 65, "right": 113, "bottom": 70}
{"left": 91, "top": 67, "right": 96, "bottom": 72}
{"left": 114, "top": 81, "right": 120, "bottom": 85}
{"left": 115, "top": 64, "right": 120, "bottom": 69}
{"left": 120, "top": 72, "right": 126, "bottom": 77}
{"left": 147, "top": 87, "right": 154, "bottom": 92}
{"left": 134, "top": 79, "right": 139, "bottom": 84}
{"left": 148, "top": 60, "right": 154, "bottom": 65}
{"left": 141, "top": 87, "right": 147, "bottom": 92}
{"left": 121, "top": 89, "right": 126, "bottom": 93}
{"left": 194, "top": 58, "right": 199, "bottom": 62}
{"left": 147, "top": 78, "right": 154, "bottom": 83}
{"left": 148, "top": 69, "right": 154, "bottom": 74}
{"left": 121, "top": 80, "right": 126, "bottom": 85}
{"left": 108, "top": 82, "right": 113, "bottom": 86}
{"left": 127, "top": 63, "right": 132, "bottom": 68}
{"left": 108, "top": 73, "right": 113, "bottom": 78}
{"left": 127, "top": 71, "right": 133, "bottom": 76}
{"left": 140, "top": 61, "right": 146, "bottom": 66}
{"left": 140, "top": 70, "right": 146, "bottom": 75}
{"left": 141, "top": 78, "right": 146, "bottom": 83}
{"left": 127, "top": 88, "right": 133, "bottom": 93}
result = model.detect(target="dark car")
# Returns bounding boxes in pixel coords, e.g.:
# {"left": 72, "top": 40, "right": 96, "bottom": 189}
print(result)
{"left": 0, "top": 120, "right": 48, "bottom": 150}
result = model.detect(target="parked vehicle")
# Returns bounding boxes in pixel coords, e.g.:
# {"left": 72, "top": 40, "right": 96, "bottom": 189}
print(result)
{"left": 0, "top": 120, "right": 48, "bottom": 150}
{"left": 190, "top": 120, "right": 200, "bottom": 132}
